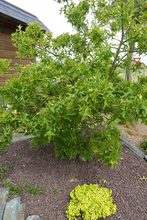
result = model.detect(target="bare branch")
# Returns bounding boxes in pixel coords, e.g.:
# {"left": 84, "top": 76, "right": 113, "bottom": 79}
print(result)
{"left": 111, "top": 37, "right": 121, "bottom": 42}
{"left": 116, "top": 53, "right": 128, "bottom": 66}
{"left": 109, "top": 4, "right": 125, "bottom": 80}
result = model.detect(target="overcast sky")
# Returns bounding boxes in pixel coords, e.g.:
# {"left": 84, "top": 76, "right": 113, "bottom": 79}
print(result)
{"left": 5, "top": 0, "right": 147, "bottom": 64}
{"left": 6, "top": 0, "right": 73, "bottom": 36}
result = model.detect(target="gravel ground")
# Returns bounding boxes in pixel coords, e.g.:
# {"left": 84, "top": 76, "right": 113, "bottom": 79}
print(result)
{"left": 0, "top": 140, "right": 147, "bottom": 220}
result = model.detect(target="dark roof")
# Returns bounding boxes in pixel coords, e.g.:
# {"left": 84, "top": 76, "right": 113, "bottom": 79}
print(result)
{"left": 0, "top": 0, "right": 49, "bottom": 31}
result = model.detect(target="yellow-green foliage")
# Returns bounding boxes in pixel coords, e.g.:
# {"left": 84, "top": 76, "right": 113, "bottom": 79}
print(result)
{"left": 0, "top": 59, "right": 11, "bottom": 75}
{"left": 66, "top": 184, "right": 117, "bottom": 220}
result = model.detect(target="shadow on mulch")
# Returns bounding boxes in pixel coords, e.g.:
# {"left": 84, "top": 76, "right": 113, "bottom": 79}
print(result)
{"left": 0, "top": 140, "right": 147, "bottom": 220}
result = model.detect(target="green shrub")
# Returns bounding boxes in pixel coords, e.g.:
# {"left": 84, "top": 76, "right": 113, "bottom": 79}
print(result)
{"left": 66, "top": 184, "right": 117, "bottom": 220}
{"left": 0, "top": 4, "right": 147, "bottom": 167}
{"left": 140, "top": 139, "right": 147, "bottom": 152}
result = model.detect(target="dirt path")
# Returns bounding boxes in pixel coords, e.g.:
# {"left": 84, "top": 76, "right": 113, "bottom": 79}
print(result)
{"left": 119, "top": 124, "right": 147, "bottom": 152}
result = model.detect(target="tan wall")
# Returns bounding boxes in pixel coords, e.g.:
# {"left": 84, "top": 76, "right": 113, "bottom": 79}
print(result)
{"left": 0, "top": 21, "right": 31, "bottom": 85}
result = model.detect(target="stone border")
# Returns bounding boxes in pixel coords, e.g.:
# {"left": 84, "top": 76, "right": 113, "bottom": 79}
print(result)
{"left": 120, "top": 136, "right": 147, "bottom": 161}
{"left": 0, "top": 188, "right": 42, "bottom": 220}
{"left": 12, "top": 134, "right": 32, "bottom": 143}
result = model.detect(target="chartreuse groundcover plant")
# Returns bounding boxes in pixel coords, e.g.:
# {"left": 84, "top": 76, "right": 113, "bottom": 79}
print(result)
{"left": 0, "top": 0, "right": 147, "bottom": 167}
{"left": 66, "top": 184, "right": 117, "bottom": 220}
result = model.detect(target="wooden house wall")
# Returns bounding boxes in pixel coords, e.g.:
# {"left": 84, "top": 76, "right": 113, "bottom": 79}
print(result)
{"left": 0, "top": 18, "right": 31, "bottom": 85}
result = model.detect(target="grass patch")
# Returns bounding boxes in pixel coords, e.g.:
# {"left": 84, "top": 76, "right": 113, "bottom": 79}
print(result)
{"left": 24, "top": 183, "right": 43, "bottom": 196}
{"left": 0, "top": 163, "right": 12, "bottom": 181}
{"left": 3, "top": 179, "right": 22, "bottom": 195}
{"left": 53, "top": 187, "right": 62, "bottom": 195}
{"left": 3, "top": 179, "right": 43, "bottom": 196}
{"left": 140, "top": 139, "right": 147, "bottom": 152}
{"left": 126, "top": 129, "right": 134, "bottom": 136}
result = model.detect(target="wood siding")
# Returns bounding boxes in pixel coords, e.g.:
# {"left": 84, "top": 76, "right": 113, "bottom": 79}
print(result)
{"left": 0, "top": 17, "right": 31, "bottom": 85}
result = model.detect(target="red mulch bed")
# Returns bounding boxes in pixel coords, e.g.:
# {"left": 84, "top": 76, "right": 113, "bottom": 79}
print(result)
{"left": 0, "top": 140, "right": 147, "bottom": 220}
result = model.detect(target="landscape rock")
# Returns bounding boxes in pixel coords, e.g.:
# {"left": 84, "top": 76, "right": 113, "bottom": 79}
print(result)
{"left": 0, "top": 188, "right": 9, "bottom": 220}
{"left": 3, "top": 197, "right": 21, "bottom": 220}
{"left": 26, "top": 215, "right": 42, "bottom": 220}
{"left": 12, "top": 133, "right": 32, "bottom": 143}
{"left": 17, "top": 203, "right": 28, "bottom": 220}
{"left": 144, "top": 155, "right": 147, "bottom": 161}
